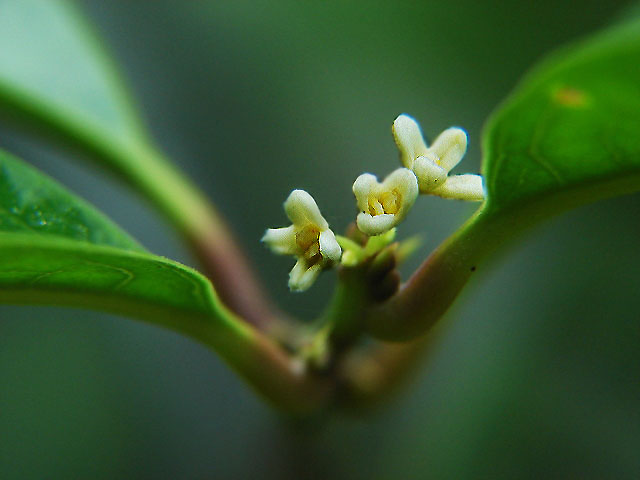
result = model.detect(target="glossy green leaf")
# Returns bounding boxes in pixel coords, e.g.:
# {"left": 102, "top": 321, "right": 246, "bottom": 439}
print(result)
{"left": 0, "top": 147, "right": 259, "bottom": 380}
{"left": 0, "top": 148, "right": 322, "bottom": 413}
{"left": 0, "top": 0, "right": 240, "bottom": 305}
{"left": 0, "top": 149, "right": 142, "bottom": 251}
{"left": 0, "top": 147, "right": 222, "bottom": 322}
{"left": 0, "top": 235, "right": 218, "bottom": 321}
{"left": 482, "top": 17, "right": 640, "bottom": 217}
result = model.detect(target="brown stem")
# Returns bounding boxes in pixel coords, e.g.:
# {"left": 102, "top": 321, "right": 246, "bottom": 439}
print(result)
{"left": 189, "top": 214, "right": 280, "bottom": 330}
{"left": 336, "top": 317, "right": 451, "bottom": 409}
{"left": 337, "top": 339, "right": 427, "bottom": 407}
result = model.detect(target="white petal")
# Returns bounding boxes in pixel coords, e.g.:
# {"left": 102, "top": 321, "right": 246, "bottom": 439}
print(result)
{"left": 392, "top": 114, "right": 429, "bottom": 169}
{"left": 288, "top": 259, "right": 323, "bottom": 292}
{"left": 284, "top": 189, "right": 328, "bottom": 229}
{"left": 352, "top": 173, "right": 379, "bottom": 212}
{"left": 432, "top": 174, "right": 485, "bottom": 201}
{"left": 356, "top": 212, "right": 397, "bottom": 236}
{"left": 381, "top": 167, "right": 418, "bottom": 220}
{"left": 413, "top": 155, "right": 448, "bottom": 193}
{"left": 318, "top": 229, "right": 342, "bottom": 263}
{"left": 429, "top": 127, "right": 467, "bottom": 172}
{"left": 261, "top": 226, "right": 298, "bottom": 255}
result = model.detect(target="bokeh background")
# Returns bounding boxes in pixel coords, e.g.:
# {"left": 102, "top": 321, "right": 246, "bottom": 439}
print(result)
{"left": 1, "top": 1, "right": 639, "bottom": 478}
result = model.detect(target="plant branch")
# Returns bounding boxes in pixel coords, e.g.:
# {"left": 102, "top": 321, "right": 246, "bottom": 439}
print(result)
{"left": 127, "top": 142, "right": 279, "bottom": 330}
{"left": 365, "top": 207, "right": 495, "bottom": 341}
{"left": 337, "top": 337, "right": 431, "bottom": 408}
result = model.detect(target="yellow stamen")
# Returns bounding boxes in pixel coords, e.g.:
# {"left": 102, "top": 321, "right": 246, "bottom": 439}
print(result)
{"left": 368, "top": 197, "right": 384, "bottom": 216}
{"left": 380, "top": 190, "right": 401, "bottom": 214}
{"left": 304, "top": 242, "right": 320, "bottom": 259}
{"left": 296, "top": 226, "right": 320, "bottom": 250}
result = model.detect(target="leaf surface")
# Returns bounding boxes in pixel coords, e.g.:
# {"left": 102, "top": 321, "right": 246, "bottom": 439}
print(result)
{"left": 483, "top": 18, "right": 640, "bottom": 217}
{"left": 0, "top": 235, "right": 216, "bottom": 320}
{"left": 0, "top": 149, "right": 142, "bottom": 251}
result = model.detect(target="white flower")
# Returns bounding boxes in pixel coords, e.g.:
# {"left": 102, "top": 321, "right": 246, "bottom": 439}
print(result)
{"left": 392, "top": 114, "right": 484, "bottom": 201}
{"left": 353, "top": 167, "right": 418, "bottom": 236}
{"left": 262, "top": 189, "right": 341, "bottom": 291}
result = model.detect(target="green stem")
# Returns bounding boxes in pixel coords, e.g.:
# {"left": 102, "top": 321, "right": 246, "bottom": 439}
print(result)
{"left": 335, "top": 209, "right": 502, "bottom": 405}
{"left": 322, "top": 265, "right": 371, "bottom": 346}
{"left": 297, "top": 264, "right": 373, "bottom": 372}
{"left": 366, "top": 177, "right": 626, "bottom": 342}
{"left": 195, "top": 307, "right": 335, "bottom": 414}
{"left": 365, "top": 208, "right": 493, "bottom": 340}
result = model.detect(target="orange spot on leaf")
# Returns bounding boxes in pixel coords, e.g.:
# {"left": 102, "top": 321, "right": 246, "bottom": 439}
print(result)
{"left": 552, "top": 87, "right": 589, "bottom": 108}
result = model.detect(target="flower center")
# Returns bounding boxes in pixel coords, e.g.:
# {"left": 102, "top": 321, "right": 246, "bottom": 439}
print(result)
{"left": 368, "top": 189, "right": 401, "bottom": 216}
{"left": 295, "top": 226, "right": 323, "bottom": 266}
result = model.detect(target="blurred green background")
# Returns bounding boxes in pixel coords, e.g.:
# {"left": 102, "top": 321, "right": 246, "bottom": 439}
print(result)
{"left": 1, "top": 1, "right": 639, "bottom": 478}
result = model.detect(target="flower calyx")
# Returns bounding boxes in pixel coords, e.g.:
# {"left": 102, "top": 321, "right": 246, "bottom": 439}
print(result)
{"left": 336, "top": 227, "right": 397, "bottom": 267}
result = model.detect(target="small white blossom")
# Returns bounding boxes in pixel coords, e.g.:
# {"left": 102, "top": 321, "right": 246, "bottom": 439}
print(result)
{"left": 262, "top": 189, "right": 341, "bottom": 291}
{"left": 392, "top": 114, "right": 484, "bottom": 201}
{"left": 353, "top": 167, "right": 418, "bottom": 236}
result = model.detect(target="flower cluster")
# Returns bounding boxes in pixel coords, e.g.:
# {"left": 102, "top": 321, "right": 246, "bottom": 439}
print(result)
{"left": 263, "top": 114, "right": 484, "bottom": 291}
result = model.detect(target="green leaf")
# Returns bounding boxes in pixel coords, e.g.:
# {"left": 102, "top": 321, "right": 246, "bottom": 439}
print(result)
{"left": 0, "top": 148, "right": 268, "bottom": 400}
{"left": 0, "top": 148, "right": 326, "bottom": 413}
{"left": 0, "top": 0, "right": 241, "bottom": 334}
{"left": 0, "top": 0, "right": 235, "bottom": 283}
{"left": 0, "top": 0, "right": 147, "bottom": 146}
{"left": 0, "top": 144, "right": 335, "bottom": 416}
{"left": 368, "top": 18, "right": 640, "bottom": 341}
{"left": 0, "top": 235, "right": 218, "bottom": 321}
{"left": 483, "top": 17, "right": 640, "bottom": 217}
{"left": 0, "top": 149, "right": 142, "bottom": 251}
{"left": 0, "top": 147, "right": 222, "bottom": 324}
{"left": 0, "top": 3, "right": 328, "bottom": 410}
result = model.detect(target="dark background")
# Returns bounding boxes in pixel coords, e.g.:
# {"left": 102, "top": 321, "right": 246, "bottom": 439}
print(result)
{"left": 1, "top": 1, "right": 639, "bottom": 478}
